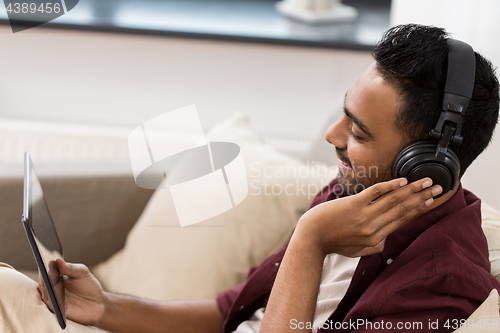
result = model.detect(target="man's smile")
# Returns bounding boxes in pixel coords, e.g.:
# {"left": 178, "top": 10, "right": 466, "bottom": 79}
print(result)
{"left": 335, "top": 148, "right": 352, "bottom": 170}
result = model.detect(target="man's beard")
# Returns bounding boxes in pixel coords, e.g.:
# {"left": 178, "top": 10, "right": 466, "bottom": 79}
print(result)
{"left": 336, "top": 169, "right": 368, "bottom": 196}
{"left": 335, "top": 147, "right": 392, "bottom": 196}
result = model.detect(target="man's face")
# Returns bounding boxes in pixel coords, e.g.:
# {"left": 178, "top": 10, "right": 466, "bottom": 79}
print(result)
{"left": 325, "top": 63, "right": 407, "bottom": 195}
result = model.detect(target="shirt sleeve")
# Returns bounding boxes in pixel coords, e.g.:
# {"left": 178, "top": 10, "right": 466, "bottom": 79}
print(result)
{"left": 216, "top": 240, "right": 289, "bottom": 328}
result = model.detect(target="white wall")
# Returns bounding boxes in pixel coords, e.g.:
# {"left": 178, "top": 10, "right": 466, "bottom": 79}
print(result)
{"left": 391, "top": 0, "right": 500, "bottom": 209}
{"left": 0, "top": 25, "right": 372, "bottom": 158}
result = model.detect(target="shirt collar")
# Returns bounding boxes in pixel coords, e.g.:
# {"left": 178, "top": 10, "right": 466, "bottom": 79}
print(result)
{"left": 382, "top": 183, "right": 468, "bottom": 262}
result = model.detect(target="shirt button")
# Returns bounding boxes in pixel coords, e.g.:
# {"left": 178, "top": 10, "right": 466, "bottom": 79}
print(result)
{"left": 274, "top": 262, "right": 280, "bottom": 267}
{"left": 387, "top": 258, "right": 393, "bottom": 265}
{"left": 239, "top": 305, "right": 244, "bottom": 310}
{"left": 362, "top": 270, "right": 366, "bottom": 276}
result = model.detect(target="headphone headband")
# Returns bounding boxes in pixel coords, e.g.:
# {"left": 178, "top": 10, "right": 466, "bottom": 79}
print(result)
{"left": 444, "top": 39, "right": 476, "bottom": 105}
{"left": 429, "top": 39, "right": 476, "bottom": 146}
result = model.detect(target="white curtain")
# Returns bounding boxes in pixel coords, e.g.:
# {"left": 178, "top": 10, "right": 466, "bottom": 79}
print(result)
{"left": 391, "top": 0, "right": 500, "bottom": 66}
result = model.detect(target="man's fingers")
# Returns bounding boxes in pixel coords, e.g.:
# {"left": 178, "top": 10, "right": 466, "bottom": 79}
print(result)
{"left": 373, "top": 184, "right": 442, "bottom": 239}
{"left": 362, "top": 177, "right": 408, "bottom": 203}
{"left": 351, "top": 239, "right": 386, "bottom": 257}
{"left": 55, "top": 259, "right": 89, "bottom": 279}
{"left": 37, "top": 271, "right": 55, "bottom": 312}
{"left": 369, "top": 177, "right": 434, "bottom": 214}
{"left": 385, "top": 183, "right": 441, "bottom": 225}
{"left": 55, "top": 258, "right": 72, "bottom": 275}
{"left": 37, "top": 271, "right": 47, "bottom": 298}
{"left": 37, "top": 270, "right": 44, "bottom": 288}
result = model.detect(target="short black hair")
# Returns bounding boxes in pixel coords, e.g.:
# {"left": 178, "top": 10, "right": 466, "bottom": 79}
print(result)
{"left": 373, "top": 24, "right": 499, "bottom": 178}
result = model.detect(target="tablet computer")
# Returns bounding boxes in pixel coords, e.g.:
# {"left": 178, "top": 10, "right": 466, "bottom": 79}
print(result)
{"left": 22, "top": 152, "right": 66, "bottom": 330}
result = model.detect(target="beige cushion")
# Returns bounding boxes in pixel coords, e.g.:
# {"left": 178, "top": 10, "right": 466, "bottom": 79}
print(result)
{"left": 303, "top": 107, "right": 341, "bottom": 167}
{"left": 92, "top": 113, "right": 335, "bottom": 301}
{"left": 453, "top": 289, "right": 500, "bottom": 332}
{"left": 481, "top": 202, "right": 500, "bottom": 280}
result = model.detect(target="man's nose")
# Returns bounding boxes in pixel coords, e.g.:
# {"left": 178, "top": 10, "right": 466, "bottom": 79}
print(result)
{"left": 325, "top": 115, "right": 349, "bottom": 149}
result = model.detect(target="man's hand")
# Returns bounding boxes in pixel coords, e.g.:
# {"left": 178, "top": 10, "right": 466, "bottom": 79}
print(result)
{"left": 295, "top": 177, "right": 442, "bottom": 258}
{"left": 38, "top": 258, "right": 106, "bottom": 326}
{"left": 37, "top": 259, "right": 224, "bottom": 333}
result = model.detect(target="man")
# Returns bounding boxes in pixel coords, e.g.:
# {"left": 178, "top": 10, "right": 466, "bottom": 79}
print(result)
{"left": 5, "top": 24, "right": 500, "bottom": 332}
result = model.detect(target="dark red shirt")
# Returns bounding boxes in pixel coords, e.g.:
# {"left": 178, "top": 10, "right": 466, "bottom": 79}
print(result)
{"left": 216, "top": 180, "right": 500, "bottom": 332}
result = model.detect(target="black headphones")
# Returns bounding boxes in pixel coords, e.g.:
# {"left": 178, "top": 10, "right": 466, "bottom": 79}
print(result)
{"left": 392, "top": 39, "right": 476, "bottom": 197}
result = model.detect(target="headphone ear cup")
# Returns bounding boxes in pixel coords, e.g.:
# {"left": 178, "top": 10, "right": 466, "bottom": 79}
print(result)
{"left": 392, "top": 141, "right": 460, "bottom": 196}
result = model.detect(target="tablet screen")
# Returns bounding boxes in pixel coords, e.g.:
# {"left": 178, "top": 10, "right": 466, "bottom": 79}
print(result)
{"left": 24, "top": 153, "right": 66, "bottom": 326}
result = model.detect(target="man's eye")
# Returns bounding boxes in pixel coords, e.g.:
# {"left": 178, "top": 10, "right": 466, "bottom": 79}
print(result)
{"left": 349, "top": 128, "right": 364, "bottom": 141}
